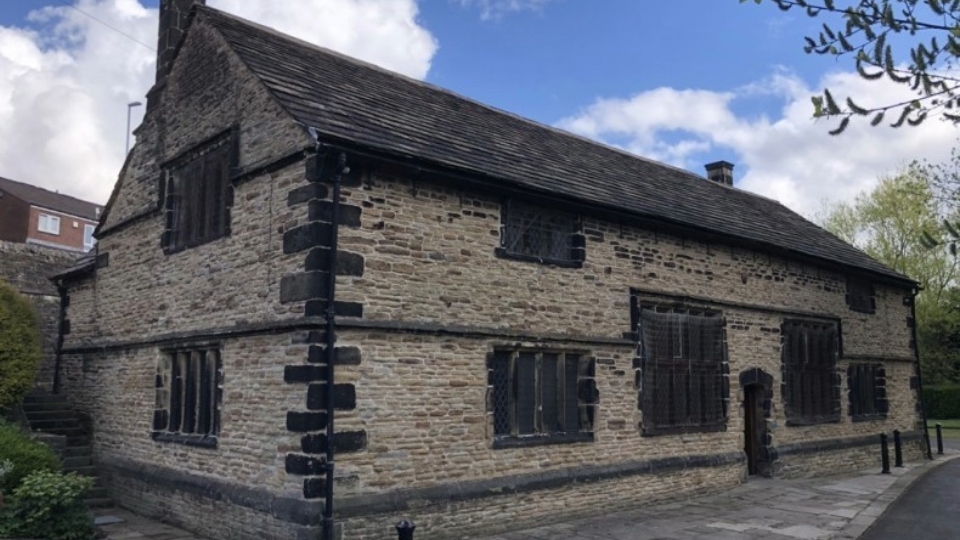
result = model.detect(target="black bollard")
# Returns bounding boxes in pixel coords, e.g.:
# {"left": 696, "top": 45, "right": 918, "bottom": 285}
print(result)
{"left": 894, "top": 429, "right": 903, "bottom": 467}
{"left": 937, "top": 423, "right": 944, "bottom": 455}
{"left": 396, "top": 520, "right": 416, "bottom": 540}
{"left": 881, "top": 433, "right": 891, "bottom": 474}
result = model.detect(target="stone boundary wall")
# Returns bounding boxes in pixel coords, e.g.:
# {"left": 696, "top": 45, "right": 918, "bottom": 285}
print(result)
{"left": 0, "top": 240, "right": 76, "bottom": 389}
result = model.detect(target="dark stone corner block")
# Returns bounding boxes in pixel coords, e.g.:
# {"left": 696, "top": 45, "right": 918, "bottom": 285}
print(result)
{"left": 308, "top": 346, "right": 361, "bottom": 366}
{"left": 304, "top": 300, "right": 363, "bottom": 318}
{"left": 280, "top": 273, "right": 328, "bottom": 304}
{"left": 286, "top": 411, "right": 328, "bottom": 433}
{"left": 307, "top": 383, "right": 356, "bottom": 411}
{"left": 303, "top": 477, "right": 326, "bottom": 499}
{"left": 309, "top": 200, "right": 362, "bottom": 228}
{"left": 283, "top": 222, "right": 332, "bottom": 254}
{"left": 285, "top": 453, "right": 326, "bottom": 476}
{"left": 287, "top": 183, "right": 329, "bottom": 207}
{"left": 305, "top": 248, "right": 365, "bottom": 277}
{"left": 284, "top": 364, "right": 326, "bottom": 384}
{"left": 301, "top": 430, "right": 367, "bottom": 455}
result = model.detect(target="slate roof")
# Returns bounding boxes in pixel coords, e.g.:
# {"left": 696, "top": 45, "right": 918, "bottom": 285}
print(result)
{"left": 195, "top": 6, "right": 911, "bottom": 285}
{"left": 0, "top": 177, "right": 101, "bottom": 221}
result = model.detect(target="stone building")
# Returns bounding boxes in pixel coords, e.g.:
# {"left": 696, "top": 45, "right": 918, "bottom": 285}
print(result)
{"left": 53, "top": 2, "right": 929, "bottom": 540}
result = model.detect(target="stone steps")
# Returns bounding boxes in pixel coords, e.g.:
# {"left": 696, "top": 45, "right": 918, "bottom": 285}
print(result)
{"left": 21, "top": 389, "right": 113, "bottom": 509}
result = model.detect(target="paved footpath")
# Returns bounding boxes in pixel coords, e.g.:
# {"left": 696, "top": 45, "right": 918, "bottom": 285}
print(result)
{"left": 95, "top": 452, "right": 958, "bottom": 540}
{"left": 478, "top": 454, "right": 960, "bottom": 540}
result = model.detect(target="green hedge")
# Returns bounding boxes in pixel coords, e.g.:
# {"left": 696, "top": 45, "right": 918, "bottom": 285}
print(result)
{"left": 0, "top": 421, "right": 60, "bottom": 494}
{"left": 924, "top": 385, "right": 960, "bottom": 419}
{"left": 0, "top": 279, "right": 42, "bottom": 410}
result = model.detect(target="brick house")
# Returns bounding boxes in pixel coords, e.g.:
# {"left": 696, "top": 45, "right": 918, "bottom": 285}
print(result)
{"left": 53, "top": 2, "right": 929, "bottom": 540}
{"left": 0, "top": 176, "right": 101, "bottom": 253}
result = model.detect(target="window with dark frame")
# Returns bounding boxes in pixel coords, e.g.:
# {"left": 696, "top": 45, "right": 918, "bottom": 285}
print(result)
{"left": 637, "top": 307, "right": 728, "bottom": 436}
{"left": 162, "top": 133, "right": 233, "bottom": 252}
{"left": 846, "top": 278, "right": 876, "bottom": 314}
{"left": 847, "top": 363, "right": 888, "bottom": 421}
{"left": 781, "top": 320, "right": 840, "bottom": 425}
{"left": 489, "top": 350, "right": 595, "bottom": 447}
{"left": 153, "top": 345, "right": 222, "bottom": 447}
{"left": 497, "top": 200, "right": 583, "bottom": 265}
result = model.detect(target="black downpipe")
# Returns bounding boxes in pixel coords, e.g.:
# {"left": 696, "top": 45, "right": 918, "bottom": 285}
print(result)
{"left": 52, "top": 282, "right": 68, "bottom": 394}
{"left": 909, "top": 288, "right": 933, "bottom": 459}
{"left": 322, "top": 148, "right": 348, "bottom": 540}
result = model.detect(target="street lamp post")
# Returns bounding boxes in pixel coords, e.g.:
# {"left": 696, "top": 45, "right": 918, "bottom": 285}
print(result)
{"left": 126, "top": 101, "right": 143, "bottom": 155}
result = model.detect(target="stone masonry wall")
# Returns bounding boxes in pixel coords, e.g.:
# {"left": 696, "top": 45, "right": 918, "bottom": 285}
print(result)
{"left": 65, "top": 20, "right": 313, "bottom": 348}
{"left": 0, "top": 241, "right": 75, "bottom": 389}
{"left": 56, "top": 13, "right": 925, "bottom": 540}
{"left": 335, "top": 166, "right": 914, "bottom": 359}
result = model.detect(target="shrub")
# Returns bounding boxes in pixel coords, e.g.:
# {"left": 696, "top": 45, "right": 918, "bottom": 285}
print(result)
{"left": 0, "top": 421, "right": 60, "bottom": 494}
{"left": 0, "top": 470, "right": 95, "bottom": 540}
{"left": 925, "top": 385, "right": 960, "bottom": 419}
{"left": 0, "top": 279, "right": 42, "bottom": 410}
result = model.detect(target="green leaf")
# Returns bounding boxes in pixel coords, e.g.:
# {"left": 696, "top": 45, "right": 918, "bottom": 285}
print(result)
{"left": 828, "top": 116, "right": 850, "bottom": 135}
{"left": 870, "top": 111, "right": 885, "bottom": 126}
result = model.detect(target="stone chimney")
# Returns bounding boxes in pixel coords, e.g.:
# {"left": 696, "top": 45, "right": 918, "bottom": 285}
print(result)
{"left": 156, "top": 0, "right": 205, "bottom": 86}
{"left": 704, "top": 161, "right": 734, "bottom": 186}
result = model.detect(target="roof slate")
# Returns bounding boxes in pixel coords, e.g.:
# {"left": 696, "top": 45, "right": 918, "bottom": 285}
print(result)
{"left": 0, "top": 177, "right": 101, "bottom": 221}
{"left": 196, "top": 6, "right": 911, "bottom": 284}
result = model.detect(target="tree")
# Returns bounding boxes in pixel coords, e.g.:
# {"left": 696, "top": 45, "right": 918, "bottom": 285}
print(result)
{"left": 743, "top": 0, "right": 960, "bottom": 134}
{"left": 0, "top": 280, "right": 41, "bottom": 411}
{"left": 820, "top": 166, "right": 960, "bottom": 382}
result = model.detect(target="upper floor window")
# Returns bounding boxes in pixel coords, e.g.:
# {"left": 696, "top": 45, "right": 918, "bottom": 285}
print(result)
{"left": 637, "top": 306, "right": 728, "bottom": 436}
{"left": 846, "top": 278, "right": 876, "bottom": 314}
{"left": 83, "top": 224, "right": 96, "bottom": 252}
{"left": 781, "top": 320, "right": 840, "bottom": 425}
{"left": 496, "top": 200, "right": 584, "bottom": 266}
{"left": 488, "top": 349, "right": 596, "bottom": 448}
{"left": 162, "top": 132, "right": 234, "bottom": 253}
{"left": 38, "top": 213, "right": 60, "bottom": 235}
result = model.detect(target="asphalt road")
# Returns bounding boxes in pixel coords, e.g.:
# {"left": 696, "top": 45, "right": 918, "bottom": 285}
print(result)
{"left": 860, "top": 457, "right": 960, "bottom": 540}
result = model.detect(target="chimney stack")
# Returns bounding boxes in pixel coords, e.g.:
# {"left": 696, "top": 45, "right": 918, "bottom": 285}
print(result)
{"left": 704, "top": 161, "right": 734, "bottom": 186}
{"left": 156, "top": 0, "right": 205, "bottom": 87}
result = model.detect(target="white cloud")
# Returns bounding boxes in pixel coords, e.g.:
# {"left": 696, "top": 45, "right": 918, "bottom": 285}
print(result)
{"left": 456, "top": 0, "right": 556, "bottom": 20}
{"left": 558, "top": 70, "right": 959, "bottom": 218}
{"left": 0, "top": 0, "right": 437, "bottom": 205}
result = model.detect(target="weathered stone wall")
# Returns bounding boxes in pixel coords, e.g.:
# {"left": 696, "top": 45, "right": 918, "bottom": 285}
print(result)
{"left": 65, "top": 20, "right": 312, "bottom": 348}
{"left": 0, "top": 241, "right": 75, "bottom": 389}
{"left": 56, "top": 12, "right": 926, "bottom": 540}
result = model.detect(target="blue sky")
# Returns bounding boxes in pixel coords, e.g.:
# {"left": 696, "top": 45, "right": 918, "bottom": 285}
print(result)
{"left": 0, "top": 0, "right": 955, "bottom": 217}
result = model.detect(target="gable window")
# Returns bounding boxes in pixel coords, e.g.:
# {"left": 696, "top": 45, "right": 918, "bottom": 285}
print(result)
{"left": 846, "top": 278, "right": 876, "bottom": 314}
{"left": 781, "top": 320, "right": 840, "bottom": 425}
{"left": 637, "top": 307, "right": 728, "bottom": 436}
{"left": 153, "top": 344, "right": 222, "bottom": 447}
{"left": 162, "top": 132, "right": 234, "bottom": 253}
{"left": 847, "top": 363, "right": 887, "bottom": 421}
{"left": 488, "top": 349, "right": 596, "bottom": 448}
{"left": 38, "top": 214, "right": 60, "bottom": 235}
{"left": 83, "top": 224, "right": 96, "bottom": 252}
{"left": 496, "top": 200, "right": 584, "bottom": 266}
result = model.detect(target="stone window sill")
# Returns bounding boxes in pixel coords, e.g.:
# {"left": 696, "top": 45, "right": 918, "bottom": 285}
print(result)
{"left": 494, "top": 248, "right": 583, "bottom": 268}
{"left": 492, "top": 432, "right": 593, "bottom": 449}
{"left": 151, "top": 431, "right": 219, "bottom": 449}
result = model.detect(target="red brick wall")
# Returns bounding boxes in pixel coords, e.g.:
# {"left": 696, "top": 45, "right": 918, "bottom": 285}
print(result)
{"left": 25, "top": 206, "right": 98, "bottom": 252}
{"left": 0, "top": 194, "right": 29, "bottom": 243}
